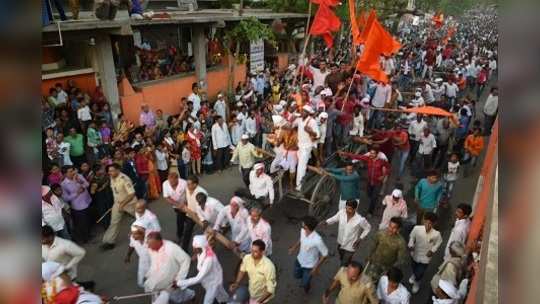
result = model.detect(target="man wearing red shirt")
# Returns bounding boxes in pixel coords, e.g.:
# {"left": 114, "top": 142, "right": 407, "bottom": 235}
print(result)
{"left": 335, "top": 93, "right": 358, "bottom": 146}
{"left": 339, "top": 146, "right": 390, "bottom": 216}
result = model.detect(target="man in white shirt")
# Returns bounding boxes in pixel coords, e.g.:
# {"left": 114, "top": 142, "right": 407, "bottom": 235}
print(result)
{"left": 144, "top": 232, "right": 195, "bottom": 303}
{"left": 247, "top": 206, "right": 272, "bottom": 256}
{"left": 188, "top": 82, "right": 201, "bottom": 117}
{"left": 309, "top": 60, "right": 330, "bottom": 90}
{"left": 443, "top": 78, "right": 459, "bottom": 107}
{"left": 483, "top": 87, "right": 498, "bottom": 134}
{"left": 377, "top": 267, "right": 411, "bottom": 304}
{"left": 211, "top": 116, "right": 232, "bottom": 172}
{"left": 134, "top": 200, "right": 161, "bottom": 233}
{"left": 249, "top": 163, "right": 274, "bottom": 206}
{"left": 177, "top": 235, "right": 229, "bottom": 304}
{"left": 125, "top": 220, "right": 151, "bottom": 288}
{"left": 444, "top": 204, "right": 472, "bottom": 260}
{"left": 213, "top": 93, "right": 227, "bottom": 121}
{"left": 410, "top": 90, "right": 425, "bottom": 108}
{"left": 162, "top": 172, "right": 191, "bottom": 249}
{"left": 417, "top": 127, "right": 437, "bottom": 174}
{"left": 77, "top": 100, "right": 92, "bottom": 129}
{"left": 322, "top": 199, "right": 371, "bottom": 266}
{"left": 42, "top": 185, "right": 70, "bottom": 239}
{"left": 55, "top": 83, "right": 69, "bottom": 106}
{"left": 370, "top": 81, "right": 392, "bottom": 129}
{"left": 295, "top": 105, "right": 320, "bottom": 191}
{"left": 424, "top": 82, "right": 435, "bottom": 104}
{"left": 56, "top": 133, "right": 73, "bottom": 167}
{"left": 173, "top": 175, "right": 207, "bottom": 251}
{"left": 42, "top": 225, "right": 86, "bottom": 280}
{"left": 195, "top": 192, "right": 224, "bottom": 228}
{"left": 213, "top": 196, "right": 251, "bottom": 252}
{"left": 408, "top": 212, "right": 443, "bottom": 293}
{"left": 288, "top": 216, "right": 328, "bottom": 293}
{"left": 408, "top": 115, "right": 427, "bottom": 164}
{"left": 245, "top": 111, "right": 258, "bottom": 140}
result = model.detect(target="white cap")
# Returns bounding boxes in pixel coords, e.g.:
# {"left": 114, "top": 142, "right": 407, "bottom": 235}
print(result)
{"left": 217, "top": 93, "right": 223, "bottom": 98}
{"left": 131, "top": 219, "right": 147, "bottom": 232}
{"left": 236, "top": 113, "right": 245, "bottom": 121}
{"left": 435, "top": 77, "right": 443, "bottom": 82}
{"left": 303, "top": 105, "right": 315, "bottom": 114}
{"left": 236, "top": 101, "right": 243, "bottom": 107}
{"left": 415, "top": 91, "right": 422, "bottom": 97}
{"left": 272, "top": 115, "right": 285, "bottom": 127}
{"left": 392, "top": 189, "right": 403, "bottom": 198}
{"left": 241, "top": 134, "right": 249, "bottom": 140}
{"left": 288, "top": 64, "right": 296, "bottom": 71}
{"left": 279, "top": 100, "right": 287, "bottom": 106}
{"left": 439, "top": 280, "right": 458, "bottom": 299}
{"left": 192, "top": 235, "right": 208, "bottom": 249}
{"left": 42, "top": 261, "right": 65, "bottom": 282}
{"left": 321, "top": 88, "right": 333, "bottom": 97}
{"left": 318, "top": 112, "right": 328, "bottom": 119}
{"left": 274, "top": 104, "right": 283, "bottom": 112}
{"left": 254, "top": 163, "right": 264, "bottom": 170}
{"left": 230, "top": 196, "right": 244, "bottom": 207}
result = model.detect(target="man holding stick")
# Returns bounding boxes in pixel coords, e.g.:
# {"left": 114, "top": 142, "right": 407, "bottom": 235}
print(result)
{"left": 101, "top": 163, "right": 137, "bottom": 251}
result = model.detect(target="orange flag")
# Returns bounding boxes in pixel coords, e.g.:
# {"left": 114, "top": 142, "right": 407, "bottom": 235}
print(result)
{"left": 356, "top": 14, "right": 402, "bottom": 83}
{"left": 358, "top": 10, "right": 376, "bottom": 43}
{"left": 348, "top": 0, "right": 361, "bottom": 46}
{"left": 309, "top": 4, "right": 342, "bottom": 48}
{"left": 432, "top": 12, "right": 444, "bottom": 28}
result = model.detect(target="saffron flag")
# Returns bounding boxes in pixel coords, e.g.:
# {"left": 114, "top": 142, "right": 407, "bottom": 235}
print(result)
{"left": 309, "top": 4, "right": 342, "bottom": 48}
{"left": 356, "top": 14, "right": 401, "bottom": 83}
{"left": 348, "top": 0, "right": 362, "bottom": 45}
{"left": 432, "top": 12, "right": 444, "bottom": 28}
{"left": 358, "top": 10, "right": 377, "bottom": 43}
{"left": 311, "top": 0, "right": 341, "bottom": 6}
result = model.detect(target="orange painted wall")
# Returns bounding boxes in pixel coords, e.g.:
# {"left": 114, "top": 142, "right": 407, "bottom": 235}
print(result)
{"left": 121, "top": 63, "right": 247, "bottom": 124}
{"left": 41, "top": 72, "right": 97, "bottom": 96}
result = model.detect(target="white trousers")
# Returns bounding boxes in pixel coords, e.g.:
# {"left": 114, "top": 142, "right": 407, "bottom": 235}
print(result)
{"left": 296, "top": 146, "right": 313, "bottom": 190}
{"left": 202, "top": 284, "right": 229, "bottom": 304}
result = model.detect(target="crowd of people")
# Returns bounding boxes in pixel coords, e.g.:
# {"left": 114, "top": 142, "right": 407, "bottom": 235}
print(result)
{"left": 41, "top": 6, "right": 497, "bottom": 304}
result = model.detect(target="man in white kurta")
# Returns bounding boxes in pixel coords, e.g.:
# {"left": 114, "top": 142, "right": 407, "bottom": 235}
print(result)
{"left": 126, "top": 220, "right": 151, "bottom": 288}
{"left": 177, "top": 235, "right": 229, "bottom": 304}
{"left": 135, "top": 200, "right": 161, "bottom": 234}
{"left": 444, "top": 204, "right": 472, "bottom": 260}
{"left": 213, "top": 196, "right": 251, "bottom": 252}
{"left": 249, "top": 163, "right": 275, "bottom": 205}
{"left": 195, "top": 192, "right": 225, "bottom": 227}
{"left": 294, "top": 105, "right": 320, "bottom": 191}
{"left": 247, "top": 207, "right": 273, "bottom": 256}
{"left": 144, "top": 232, "right": 194, "bottom": 303}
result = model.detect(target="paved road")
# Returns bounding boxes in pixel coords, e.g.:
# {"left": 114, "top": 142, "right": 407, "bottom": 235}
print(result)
{"left": 77, "top": 87, "right": 494, "bottom": 304}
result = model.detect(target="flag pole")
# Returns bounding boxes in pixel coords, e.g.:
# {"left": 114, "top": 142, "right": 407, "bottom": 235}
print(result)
{"left": 341, "top": 64, "right": 359, "bottom": 111}
{"left": 293, "top": 1, "right": 312, "bottom": 90}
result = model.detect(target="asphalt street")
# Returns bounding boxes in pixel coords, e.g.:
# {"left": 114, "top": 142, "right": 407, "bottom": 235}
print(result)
{"left": 77, "top": 85, "right": 494, "bottom": 304}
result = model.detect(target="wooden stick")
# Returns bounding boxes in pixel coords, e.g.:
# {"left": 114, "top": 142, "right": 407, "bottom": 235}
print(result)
{"left": 293, "top": 1, "right": 313, "bottom": 89}
{"left": 96, "top": 208, "right": 112, "bottom": 224}
{"left": 341, "top": 65, "right": 359, "bottom": 112}
{"left": 182, "top": 206, "right": 244, "bottom": 259}
{"left": 112, "top": 291, "right": 157, "bottom": 301}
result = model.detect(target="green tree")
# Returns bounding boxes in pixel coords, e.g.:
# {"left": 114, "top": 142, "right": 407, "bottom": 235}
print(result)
{"left": 223, "top": 17, "right": 277, "bottom": 94}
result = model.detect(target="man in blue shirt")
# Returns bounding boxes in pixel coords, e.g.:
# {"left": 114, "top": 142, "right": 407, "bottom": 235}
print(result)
{"left": 414, "top": 170, "right": 443, "bottom": 224}
{"left": 316, "top": 162, "right": 361, "bottom": 210}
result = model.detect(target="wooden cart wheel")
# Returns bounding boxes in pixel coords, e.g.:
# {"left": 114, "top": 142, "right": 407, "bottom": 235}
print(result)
{"left": 309, "top": 175, "right": 338, "bottom": 220}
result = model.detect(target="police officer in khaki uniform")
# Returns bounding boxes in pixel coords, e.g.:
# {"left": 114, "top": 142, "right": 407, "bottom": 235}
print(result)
{"left": 101, "top": 163, "right": 138, "bottom": 250}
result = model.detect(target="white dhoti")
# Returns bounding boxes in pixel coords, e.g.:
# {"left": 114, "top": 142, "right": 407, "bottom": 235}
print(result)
{"left": 152, "top": 288, "right": 195, "bottom": 304}
{"left": 296, "top": 146, "right": 312, "bottom": 190}
{"left": 137, "top": 259, "right": 150, "bottom": 288}
{"left": 339, "top": 196, "right": 347, "bottom": 211}
{"left": 202, "top": 284, "right": 230, "bottom": 304}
